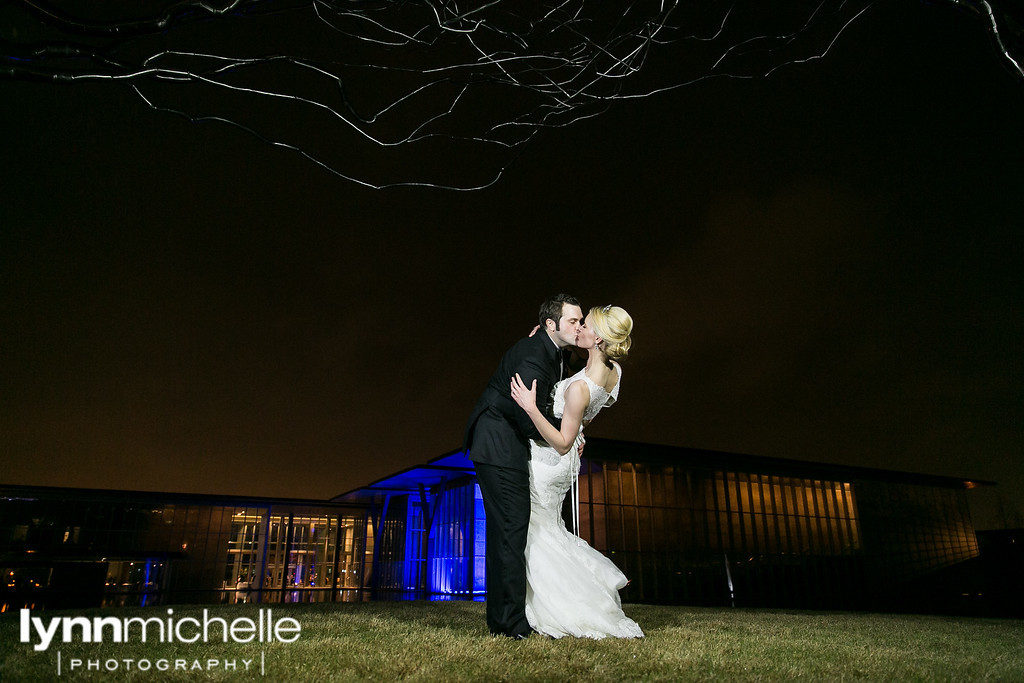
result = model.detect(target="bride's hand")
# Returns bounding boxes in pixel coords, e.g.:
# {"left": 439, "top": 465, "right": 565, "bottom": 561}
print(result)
{"left": 510, "top": 373, "right": 539, "bottom": 413}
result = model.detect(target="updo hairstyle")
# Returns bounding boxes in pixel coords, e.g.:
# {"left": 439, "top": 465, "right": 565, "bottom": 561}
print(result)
{"left": 589, "top": 305, "right": 633, "bottom": 361}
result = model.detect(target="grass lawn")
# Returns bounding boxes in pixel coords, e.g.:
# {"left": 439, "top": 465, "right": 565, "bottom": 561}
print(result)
{"left": 2, "top": 601, "right": 1022, "bottom": 681}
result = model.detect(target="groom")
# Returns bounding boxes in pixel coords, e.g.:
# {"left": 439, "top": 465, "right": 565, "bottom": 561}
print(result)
{"left": 464, "top": 293, "right": 583, "bottom": 638}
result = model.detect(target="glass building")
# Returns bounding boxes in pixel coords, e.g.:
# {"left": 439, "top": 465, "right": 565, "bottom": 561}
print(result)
{"left": 564, "top": 439, "right": 984, "bottom": 612}
{"left": 332, "top": 451, "right": 484, "bottom": 600}
{"left": 1, "top": 438, "right": 992, "bottom": 613}
{"left": 0, "top": 490, "right": 373, "bottom": 610}
{"left": 335, "top": 439, "right": 988, "bottom": 613}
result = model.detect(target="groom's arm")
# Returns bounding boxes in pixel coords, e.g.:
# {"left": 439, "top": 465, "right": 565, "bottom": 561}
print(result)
{"left": 508, "top": 355, "right": 559, "bottom": 440}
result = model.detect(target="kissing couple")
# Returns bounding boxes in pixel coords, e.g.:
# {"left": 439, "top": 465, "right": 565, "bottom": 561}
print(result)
{"left": 464, "top": 293, "right": 642, "bottom": 639}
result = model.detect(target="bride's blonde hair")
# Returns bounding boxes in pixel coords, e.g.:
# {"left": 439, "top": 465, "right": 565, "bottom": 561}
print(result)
{"left": 589, "top": 305, "right": 633, "bottom": 361}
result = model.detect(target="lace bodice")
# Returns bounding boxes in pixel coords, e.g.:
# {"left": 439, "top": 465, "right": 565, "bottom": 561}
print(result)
{"left": 551, "top": 361, "right": 620, "bottom": 424}
{"left": 531, "top": 362, "right": 620, "bottom": 469}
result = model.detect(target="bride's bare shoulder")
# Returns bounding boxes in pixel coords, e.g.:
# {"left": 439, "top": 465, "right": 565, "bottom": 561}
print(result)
{"left": 565, "top": 378, "right": 591, "bottom": 404}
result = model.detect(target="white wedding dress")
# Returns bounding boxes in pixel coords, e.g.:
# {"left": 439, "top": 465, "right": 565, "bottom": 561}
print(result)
{"left": 524, "top": 362, "right": 644, "bottom": 639}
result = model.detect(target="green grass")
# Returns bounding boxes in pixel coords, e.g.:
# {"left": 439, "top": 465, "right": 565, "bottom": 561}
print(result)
{"left": 2, "top": 601, "right": 1022, "bottom": 681}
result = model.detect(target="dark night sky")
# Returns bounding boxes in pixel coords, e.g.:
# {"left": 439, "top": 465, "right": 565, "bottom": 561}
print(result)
{"left": 2, "top": 2, "right": 1022, "bottom": 528}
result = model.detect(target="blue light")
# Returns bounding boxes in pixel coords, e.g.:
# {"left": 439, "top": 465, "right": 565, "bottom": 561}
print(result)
{"left": 473, "top": 484, "right": 487, "bottom": 593}
{"left": 142, "top": 560, "right": 152, "bottom": 607}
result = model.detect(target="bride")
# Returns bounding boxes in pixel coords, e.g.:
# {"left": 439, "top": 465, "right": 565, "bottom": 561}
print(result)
{"left": 509, "top": 304, "right": 643, "bottom": 639}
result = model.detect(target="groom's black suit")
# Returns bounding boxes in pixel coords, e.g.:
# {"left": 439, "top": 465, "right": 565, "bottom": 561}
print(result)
{"left": 465, "top": 331, "right": 562, "bottom": 638}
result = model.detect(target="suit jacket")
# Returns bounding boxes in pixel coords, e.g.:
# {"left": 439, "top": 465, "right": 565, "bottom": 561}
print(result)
{"left": 464, "top": 332, "right": 562, "bottom": 471}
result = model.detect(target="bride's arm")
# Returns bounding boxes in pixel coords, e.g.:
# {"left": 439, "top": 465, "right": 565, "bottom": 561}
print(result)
{"left": 510, "top": 374, "right": 588, "bottom": 455}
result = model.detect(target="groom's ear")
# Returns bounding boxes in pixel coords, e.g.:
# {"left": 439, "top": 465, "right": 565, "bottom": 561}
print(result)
{"left": 544, "top": 318, "right": 557, "bottom": 333}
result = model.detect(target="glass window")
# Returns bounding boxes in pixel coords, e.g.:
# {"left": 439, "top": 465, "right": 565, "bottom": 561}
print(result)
{"left": 635, "top": 464, "right": 652, "bottom": 507}
{"left": 620, "top": 465, "right": 637, "bottom": 506}
{"left": 605, "top": 466, "right": 621, "bottom": 505}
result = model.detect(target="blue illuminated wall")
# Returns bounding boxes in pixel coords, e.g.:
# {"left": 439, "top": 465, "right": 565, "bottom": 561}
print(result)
{"left": 369, "top": 476, "right": 485, "bottom": 599}
{"left": 427, "top": 483, "right": 485, "bottom": 597}
{"left": 473, "top": 485, "right": 486, "bottom": 594}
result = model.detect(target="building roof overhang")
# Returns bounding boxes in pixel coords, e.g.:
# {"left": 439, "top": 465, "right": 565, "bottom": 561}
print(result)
{"left": 332, "top": 437, "right": 995, "bottom": 504}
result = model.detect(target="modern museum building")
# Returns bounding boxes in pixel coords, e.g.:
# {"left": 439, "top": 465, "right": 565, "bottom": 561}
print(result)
{"left": 0, "top": 438, "right": 1010, "bottom": 615}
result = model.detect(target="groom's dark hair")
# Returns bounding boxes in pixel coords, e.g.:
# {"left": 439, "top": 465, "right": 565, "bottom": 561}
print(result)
{"left": 539, "top": 293, "right": 581, "bottom": 330}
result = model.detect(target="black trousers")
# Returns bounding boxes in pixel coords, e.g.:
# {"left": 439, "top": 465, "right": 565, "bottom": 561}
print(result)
{"left": 473, "top": 460, "right": 532, "bottom": 637}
